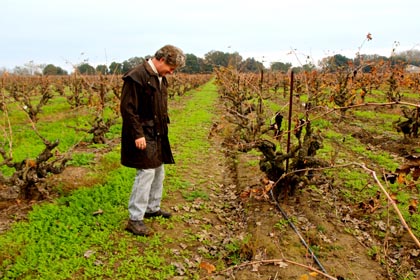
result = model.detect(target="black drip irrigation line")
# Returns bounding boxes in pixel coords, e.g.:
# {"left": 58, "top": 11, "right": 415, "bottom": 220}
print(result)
{"left": 270, "top": 189, "right": 328, "bottom": 274}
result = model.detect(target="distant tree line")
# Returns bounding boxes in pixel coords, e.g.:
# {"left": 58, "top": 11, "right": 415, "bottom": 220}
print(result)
{"left": 320, "top": 50, "right": 420, "bottom": 73}
{"left": 2, "top": 49, "right": 420, "bottom": 76}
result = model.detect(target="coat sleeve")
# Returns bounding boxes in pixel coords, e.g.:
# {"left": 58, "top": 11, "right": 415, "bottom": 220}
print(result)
{"left": 120, "top": 79, "right": 144, "bottom": 140}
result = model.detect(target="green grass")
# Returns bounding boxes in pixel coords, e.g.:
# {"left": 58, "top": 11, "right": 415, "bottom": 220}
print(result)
{"left": 67, "top": 152, "right": 95, "bottom": 166}
{"left": 182, "top": 189, "right": 209, "bottom": 201}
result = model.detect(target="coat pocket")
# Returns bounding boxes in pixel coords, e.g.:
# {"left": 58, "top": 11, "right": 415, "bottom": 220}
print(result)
{"left": 142, "top": 120, "right": 156, "bottom": 140}
{"left": 144, "top": 138, "right": 157, "bottom": 160}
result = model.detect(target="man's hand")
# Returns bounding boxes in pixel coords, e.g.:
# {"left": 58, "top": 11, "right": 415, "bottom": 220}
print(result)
{"left": 135, "top": 137, "right": 147, "bottom": 150}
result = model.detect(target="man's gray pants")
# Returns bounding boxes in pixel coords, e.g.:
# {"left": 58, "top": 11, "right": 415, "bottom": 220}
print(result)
{"left": 128, "top": 164, "right": 164, "bottom": 221}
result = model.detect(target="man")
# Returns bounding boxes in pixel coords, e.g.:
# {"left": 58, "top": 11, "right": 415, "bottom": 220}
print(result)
{"left": 120, "top": 45, "right": 185, "bottom": 236}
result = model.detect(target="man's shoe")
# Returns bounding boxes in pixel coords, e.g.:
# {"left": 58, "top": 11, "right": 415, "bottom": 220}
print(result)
{"left": 144, "top": 209, "right": 172, "bottom": 219}
{"left": 125, "top": 220, "right": 152, "bottom": 236}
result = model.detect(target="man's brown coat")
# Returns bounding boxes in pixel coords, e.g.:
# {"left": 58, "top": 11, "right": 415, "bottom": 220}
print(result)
{"left": 120, "top": 62, "right": 174, "bottom": 169}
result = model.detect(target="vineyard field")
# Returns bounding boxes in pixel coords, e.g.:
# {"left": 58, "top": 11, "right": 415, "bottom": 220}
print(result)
{"left": 0, "top": 67, "right": 419, "bottom": 279}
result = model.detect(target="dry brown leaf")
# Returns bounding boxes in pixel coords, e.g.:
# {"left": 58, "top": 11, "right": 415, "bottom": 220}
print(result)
{"left": 299, "top": 274, "right": 309, "bottom": 280}
{"left": 299, "top": 272, "right": 318, "bottom": 279}
{"left": 264, "top": 181, "right": 274, "bottom": 192}
{"left": 390, "top": 193, "right": 398, "bottom": 203}
{"left": 240, "top": 189, "right": 251, "bottom": 199}
{"left": 412, "top": 166, "right": 420, "bottom": 180}
{"left": 397, "top": 173, "right": 405, "bottom": 184}
{"left": 409, "top": 199, "right": 418, "bottom": 215}
{"left": 261, "top": 177, "right": 270, "bottom": 185}
{"left": 199, "top": 261, "right": 216, "bottom": 274}
{"left": 396, "top": 165, "right": 410, "bottom": 175}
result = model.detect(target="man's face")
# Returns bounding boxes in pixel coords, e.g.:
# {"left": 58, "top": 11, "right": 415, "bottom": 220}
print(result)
{"left": 156, "top": 58, "right": 176, "bottom": 77}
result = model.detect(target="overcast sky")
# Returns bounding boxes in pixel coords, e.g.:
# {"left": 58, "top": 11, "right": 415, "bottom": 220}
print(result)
{"left": 1, "top": 0, "right": 419, "bottom": 71}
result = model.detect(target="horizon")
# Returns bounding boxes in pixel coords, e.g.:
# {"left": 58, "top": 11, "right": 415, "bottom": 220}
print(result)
{"left": 0, "top": 46, "right": 413, "bottom": 74}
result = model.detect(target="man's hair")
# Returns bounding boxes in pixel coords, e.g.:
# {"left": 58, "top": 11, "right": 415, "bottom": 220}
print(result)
{"left": 154, "top": 45, "right": 186, "bottom": 68}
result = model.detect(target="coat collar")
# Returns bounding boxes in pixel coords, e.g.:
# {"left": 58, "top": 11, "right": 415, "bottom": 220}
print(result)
{"left": 144, "top": 59, "right": 158, "bottom": 77}
{"left": 123, "top": 61, "right": 168, "bottom": 87}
